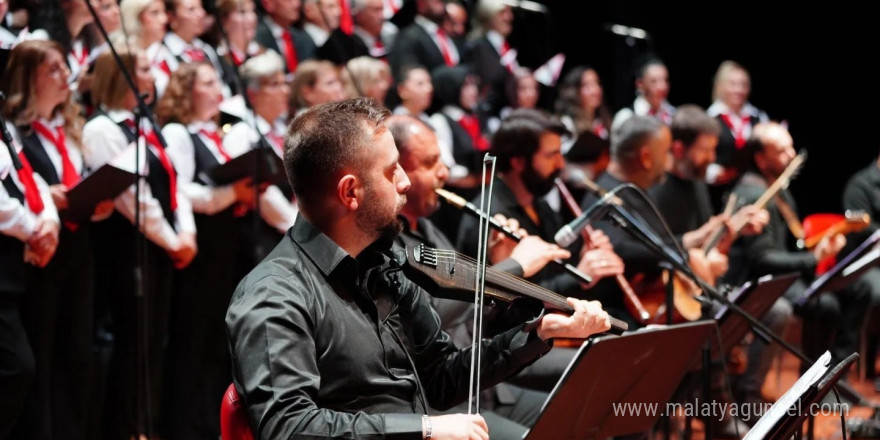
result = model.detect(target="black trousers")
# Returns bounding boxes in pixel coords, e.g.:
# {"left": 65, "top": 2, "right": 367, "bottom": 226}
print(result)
{"left": 163, "top": 212, "right": 240, "bottom": 440}
{"left": 0, "top": 294, "right": 35, "bottom": 440}
{"left": 17, "top": 226, "right": 94, "bottom": 440}
{"left": 89, "top": 214, "right": 174, "bottom": 440}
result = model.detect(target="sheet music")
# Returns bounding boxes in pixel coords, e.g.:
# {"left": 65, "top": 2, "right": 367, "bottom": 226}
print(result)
{"left": 744, "top": 351, "right": 831, "bottom": 439}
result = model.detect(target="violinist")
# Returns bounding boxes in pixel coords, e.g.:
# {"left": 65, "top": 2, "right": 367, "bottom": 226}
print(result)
{"left": 454, "top": 109, "right": 625, "bottom": 300}
{"left": 726, "top": 122, "right": 873, "bottom": 420}
{"left": 389, "top": 114, "right": 573, "bottom": 439}
{"left": 226, "top": 98, "right": 612, "bottom": 440}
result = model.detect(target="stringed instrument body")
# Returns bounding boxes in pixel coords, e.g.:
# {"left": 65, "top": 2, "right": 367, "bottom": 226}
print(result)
{"left": 398, "top": 244, "right": 629, "bottom": 337}
{"left": 628, "top": 254, "right": 712, "bottom": 325}
{"left": 802, "top": 210, "right": 871, "bottom": 275}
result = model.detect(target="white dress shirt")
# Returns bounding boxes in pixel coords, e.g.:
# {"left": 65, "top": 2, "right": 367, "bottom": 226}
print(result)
{"left": 0, "top": 136, "right": 59, "bottom": 242}
{"left": 223, "top": 115, "right": 298, "bottom": 232}
{"left": 163, "top": 121, "right": 238, "bottom": 215}
{"left": 82, "top": 110, "right": 195, "bottom": 251}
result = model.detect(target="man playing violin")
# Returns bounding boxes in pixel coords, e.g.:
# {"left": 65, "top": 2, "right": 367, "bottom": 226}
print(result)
{"left": 727, "top": 121, "right": 873, "bottom": 419}
{"left": 389, "top": 114, "right": 578, "bottom": 439}
{"left": 226, "top": 98, "right": 612, "bottom": 440}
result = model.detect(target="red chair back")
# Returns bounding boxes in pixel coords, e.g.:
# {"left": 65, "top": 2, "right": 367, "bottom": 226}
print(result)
{"left": 220, "top": 383, "right": 254, "bottom": 440}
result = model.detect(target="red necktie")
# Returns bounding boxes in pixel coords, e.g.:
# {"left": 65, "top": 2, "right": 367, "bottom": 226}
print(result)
{"left": 31, "top": 121, "right": 80, "bottom": 188}
{"left": 436, "top": 29, "right": 454, "bottom": 66}
{"left": 184, "top": 47, "right": 206, "bottom": 62}
{"left": 281, "top": 30, "right": 299, "bottom": 73}
{"left": 339, "top": 0, "right": 353, "bottom": 35}
{"left": 142, "top": 130, "right": 179, "bottom": 210}
{"left": 458, "top": 114, "right": 489, "bottom": 151}
{"left": 15, "top": 152, "right": 45, "bottom": 214}
{"left": 499, "top": 41, "right": 515, "bottom": 73}
{"left": 199, "top": 129, "right": 233, "bottom": 163}
{"left": 70, "top": 44, "right": 89, "bottom": 69}
{"left": 719, "top": 113, "right": 751, "bottom": 149}
{"left": 229, "top": 47, "right": 244, "bottom": 67}
{"left": 267, "top": 132, "right": 285, "bottom": 157}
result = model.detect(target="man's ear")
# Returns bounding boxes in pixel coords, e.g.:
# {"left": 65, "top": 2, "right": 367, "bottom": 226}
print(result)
{"left": 754, "top": 150, "right": 767, "bottom": 173}
{"left": 638, "top": 145, "right": 653, "bottom": 170}
{"left": 337, "top": 174, "right": 362, "bottom": 211}
{"left": 672, "top": 140, "right": 686, "bottom": 159}
{"left": 510, "top": 156, "right": 526, "bottom": 173}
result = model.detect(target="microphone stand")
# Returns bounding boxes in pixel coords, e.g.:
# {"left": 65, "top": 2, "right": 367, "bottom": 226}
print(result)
{"left": 0, "top": 92, "right": 23, "bottom": 171}
{"left": 83, "top": 0, "right": 168, "bottom": 435}
{"left": 603, "top": 201, "right": 868, "bottom": 406}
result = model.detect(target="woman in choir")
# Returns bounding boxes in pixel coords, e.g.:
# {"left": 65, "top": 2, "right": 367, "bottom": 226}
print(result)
{"left": 157, "top": 61, "right": 259, "bottom": 439}
{"left": 223, "top": 51, "right": 297, "bottom": 266}
{"left": 117, "top": 0, "right": 172, "bottom": 96}
{"left": 288, "top": 59, "right": 346, "bottom": 117}
{"left": 82, "top": 47, "right": 197, "bottom": 439}
{"left": 0, "top": 39, "right": 117, "bottom": 440}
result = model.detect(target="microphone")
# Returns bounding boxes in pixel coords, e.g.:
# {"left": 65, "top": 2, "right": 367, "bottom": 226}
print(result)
{"left": 554, "top": 186, "right": 622, "bottom": 248}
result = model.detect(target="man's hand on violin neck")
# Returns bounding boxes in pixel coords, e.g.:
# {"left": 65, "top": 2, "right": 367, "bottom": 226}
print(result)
{"left": 536, "top": 298, "right": 611, "bottom": 341}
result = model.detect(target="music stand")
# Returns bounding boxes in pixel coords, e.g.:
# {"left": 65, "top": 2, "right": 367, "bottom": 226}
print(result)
{"left": 524, "top": 321, "right": 716, "bottom": 440}
{"left": 800, "top": 229, "right": 880, "bottom": 305}
{"left": 744, "top": 351, "right": 858, "bottom": 440}
{"left": 712, "top": 273, "right": 800, "bottom": 357}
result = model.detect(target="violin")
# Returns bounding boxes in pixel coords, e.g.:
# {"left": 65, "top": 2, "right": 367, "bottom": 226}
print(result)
{"left": 399, "top": 244, "right": 628, "bottom": 336}
{"left": 553, "top": 178, "right": 651, "bottom": 325}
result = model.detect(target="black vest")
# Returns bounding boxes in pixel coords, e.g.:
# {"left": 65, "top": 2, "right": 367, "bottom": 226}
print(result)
{"left": 1, "top": 176, "right": 28, "bottom": 294}
{"left": 98, "top": 112, "right": 178, "bottom": 229}
{"left": 190, "top": 133, "right": 238, "bottom": 255}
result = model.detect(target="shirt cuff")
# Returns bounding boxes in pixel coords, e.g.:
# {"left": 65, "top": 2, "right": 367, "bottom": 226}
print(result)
{"left": 382, "top": 413, "right": 425, "bottom": 439}
{"left": 508, "top": 310, "right": 553, "bottom": 364}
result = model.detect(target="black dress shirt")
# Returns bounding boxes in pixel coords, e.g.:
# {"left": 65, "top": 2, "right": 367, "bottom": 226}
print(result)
{"left": 226, "top": 215, "right": 551, "bottom": 439}
{"left": 648, "top": 173, "right": 714, "bottom": 237}
{"left": 455, "top": 178, "right": 582, "bottom": 297}
{"left": 725, "top": 171, "right": 817, "bottom": 286}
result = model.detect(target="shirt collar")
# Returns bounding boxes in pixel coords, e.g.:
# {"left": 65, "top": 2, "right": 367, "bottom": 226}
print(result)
{"left": 486, "top": 30, "right": 505, "bottom": 53}
{"left": 187, "top": 120, "right": 219, "bottom": 134}
{"left": 104, "top": 108, "right": 135, "bottom": 124}
{"left": 163, "top": 32, "right": 189, "bottom": 55}
{"left": 304, "top": 22, "right": 330, "bottom": 47}
{"left": 415, "top": 15, "right": 439, "bottom": 34}
{"left": 354, "top": 26, "right": 376, "bottom": 46}
{"left": 707, "top": 100, "right": 761, "bottom": 118}
{"left": 291, "top": 215, "right": 354, "bottom": 276}
{"left": 264, "top": 16, "right": 286, "bottom": 39}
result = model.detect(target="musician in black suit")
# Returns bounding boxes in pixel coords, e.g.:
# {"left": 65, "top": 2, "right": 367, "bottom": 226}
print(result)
{"left": 389, "top": 0, "right": 460, "bottom": 84}
{"left": 255, "top": 0, "right": 316, "bottom": 75}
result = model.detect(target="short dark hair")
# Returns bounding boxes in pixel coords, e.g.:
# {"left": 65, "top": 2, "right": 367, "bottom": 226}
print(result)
{"left": 611, "top": 115, "right": 663, "bottom": 164}
{"left": 285, "top": 98, "right": 391, "bottom": 208}
{"left": 387, "top": 115, "right": 432, "bottom": 159}
{"left": 491, "top": 109, "right": 567, "bottom": 172}
{"left": 671, "top": 104, "right": 721, "bottom": 148}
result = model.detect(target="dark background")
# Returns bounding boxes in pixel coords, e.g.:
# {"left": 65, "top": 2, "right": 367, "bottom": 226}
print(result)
{"left": 509, "top": 1, "right": 875, "bottom": 216}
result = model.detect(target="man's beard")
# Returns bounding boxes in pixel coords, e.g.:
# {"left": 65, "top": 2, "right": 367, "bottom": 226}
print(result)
{"left": 356, "top": 185, "right": 407, "bottom": 248}
{"left": 522, "top": 167, "right": 560, "bottom": 197}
